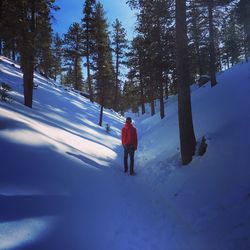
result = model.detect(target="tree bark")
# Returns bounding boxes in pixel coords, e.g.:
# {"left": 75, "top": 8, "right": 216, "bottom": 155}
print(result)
{"left": 208, "top": 0, "right": 217, "bottom": 87}
{"left": 165, "top": 75, "right": 169, "bottom": 98}
{"left": 11, "top": 39, "right": 16, "bottom": 61}
{"left": 0, "top": 0, "right": 3, "bottom": 56}
{"left": 23, "top": 53, "right": 34, "bottom": 108}
{"left": 149, "top": 75, "right": 155, "bottom": 116}
{"left": 86, "top": 52, "right": 93, "bottom": 101}
{"left": 114, "top": 42, "right": 119, "bottom": 110}
{"left": 157, "top": 19, "right": 165, "bottom": 120}
{"left": 99, "top": 104, "right": 104, "bottom": 126}
{"left": 99, "top": 86, "right": 105, "bottom": 126}
{"left": 86, "top": 21, "right": 94, "bottom": 102}
{"left": 159, "top": 75, "right": 165, "bottom": 119}
{"left": 246, "top": 21, "right": 250, "bottom": 59}
{"left": 139, "top": 69, "right": 145, "bottom": 115}
{"left": 175, "top": 0, "right": 196, "bottom": 165}
{"left": 74, "top": 57, "right": 78, "bottom": 89}
{"left": 244, "top": 30, "right": 248, "bottom": 62}
{"left": 190, "top": 1, "right": 204, "bottom": 76}
{"left": 22, "top": 1, "right": 35, "bottom": 108}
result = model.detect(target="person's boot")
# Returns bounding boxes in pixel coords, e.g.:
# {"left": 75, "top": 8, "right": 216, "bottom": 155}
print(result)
{"left": 124, "top": 157, "right": 128, "bottom": 173}
{"left": 130, "top": 167, "right": 134, "bottom": 176}
{"left": 130, "top": 160, "right": 134, "bottom": 175}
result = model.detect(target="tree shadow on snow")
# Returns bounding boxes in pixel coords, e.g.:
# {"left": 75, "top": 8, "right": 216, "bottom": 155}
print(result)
{"left": 0, "top": 105, "right": 121, "bottom": 152}
{"left": 66, "top": 152, "right": 104, "bottom": 170}
{"left": 0, "top": 194, "right": 73, "bottom": 222}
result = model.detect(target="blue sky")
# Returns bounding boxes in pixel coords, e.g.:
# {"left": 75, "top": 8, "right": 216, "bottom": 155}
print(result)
{"left": 52, "top": 0, "right": 136, "bottom": 40}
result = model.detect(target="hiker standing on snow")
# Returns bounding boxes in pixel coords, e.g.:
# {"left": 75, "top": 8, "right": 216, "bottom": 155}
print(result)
{"left": 122, "top": 117, "right": 138, "bottom": 176}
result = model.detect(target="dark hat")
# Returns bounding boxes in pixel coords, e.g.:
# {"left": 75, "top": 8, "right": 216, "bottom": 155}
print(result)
{"left": 126, "top": 117, "right": 132, "bottom": 123}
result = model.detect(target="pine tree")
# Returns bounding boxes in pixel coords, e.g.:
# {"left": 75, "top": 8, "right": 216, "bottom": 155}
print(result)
{"left": 20, "top": 1, "right": 45, "bottom": 107}
{"left": 51, "top": 33, "right": 63, "bottom": 81}
{"left": 122, "top": 79, "right": 140, "bottom": 113}
{"left": 126, "top": 36, "right": 146, "bottom": 115}
{"left": 1, "top": 0, "right": 57, "bottom": 107}
{"left": 82, "top": 0, "right": 96, "bottom": 102}
{"left": 93, "top": 3, "right": 114, "bottom": 126}
{"left": 237, "top": 0, "right": 250, "bottom": 61}
{"left": 152, "top": 0, "right": 172, "bottom": 119}
{"left": 111, "top": 18, "right": 128, "bottom": 111}
{"left": 34, "top": 3, "right": 53, "bottom": 78}
{"left": 0, "top": 0, "right": 19, "bottom": 60}
{"left": 187, "top": 0, "right": 208, "bottom": 78}
{"left": 61, "top": 66, "right": 74, "bottom": 87}
{"left": 195, "top": 0, "right": 233, "bottom": 87}
{"left": 206, "top": 0, "right": 218, "bottom": 87}
{"left": 63, "top": 22, "right": 84, "bottom": 90}
{"left": 175, "top": 0, "right": 196, "bottom": 165}
{"left": 221, "top": 9, "right": 241, "bottom": 67}
{"left": 127, "top": 0, "right": 174, "bottom": 118}
{"left": 135, "top": 0, "right": 157, "bottom": 116}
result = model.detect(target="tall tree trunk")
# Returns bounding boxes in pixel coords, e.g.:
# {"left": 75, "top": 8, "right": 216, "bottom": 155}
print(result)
{"left": 86, "top": 24, "right": 94, "bottom": 102}
{"left": 176, "top": 0, "right": 196, "bottom": 165}
{"left": 99, "top": 86, "right": 105, "bottom": 126}
{"left": 157, "top": 19, "right": 165, "bottom": 120}
{"left": 246, "top": 21, "right": 250, "bottom": 59}
{"left": 165, "top": 73, "right": 169, "bottom": 98}
{"left": 22, "top": 1, "right": 36, "bottom": 108}
{"left": 0, "top": 0, "right": 2, "bottom": 56}
{"left": 11, "top": 39, "right": 16, "bottom": 61}
{"left": 139, "top": 69, "right": 145, "bottom": 115}
{"left": 194, "top": 38, "right": 203, "bottom": 76}
{"left": 149, "top": 75, "right": 155, "bottom": 116}
{"left": 208, "top": 0, "right": 217, "bottom": 87}
{"left": 74, "top": 57, "right": 78, "bottom": 89}
{"left": 191, "top": 2, "right": 203, "bottom": 76}
{"left": 23, "top": 52, "right": 34, "bottom": 108}
{"left": 194, "top": 35, "right": 203, "bottom": 76}
{"left": 217, "top": 46, "right": 222, "bottom": 72}
{"left": 86, "top": 53, "right": 93, "bottom": 101}
{"left": 157, "top": 66, "right": 165, "bottom": 119}
{"left": 114, "top": 46, "right": 119, "bottom": 110}
{"left": 244, "top": 34, "right": 248, "bottom": 63}
{"left": 75, "top": 30, "right": 79, "bottom": 90}
{"left": 159, "top": 76, "right": 165, "bottom": 119}
{"left": 99, "top": 104, "right": 104, "bottom": 126}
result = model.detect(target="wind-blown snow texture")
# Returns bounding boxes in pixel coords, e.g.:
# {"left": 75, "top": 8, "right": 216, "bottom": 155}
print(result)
{"left": 0, "top": 56, "right": 250, "bottom": 250}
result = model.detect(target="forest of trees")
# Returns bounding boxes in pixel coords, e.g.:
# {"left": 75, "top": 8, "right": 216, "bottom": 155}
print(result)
{"left": 0, "top": 0, "right": 250, "bottom": 163}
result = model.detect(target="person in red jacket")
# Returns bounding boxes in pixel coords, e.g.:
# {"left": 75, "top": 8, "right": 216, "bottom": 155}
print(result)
{"left": 122, "top": 117, "right": 138, "bottom": 176}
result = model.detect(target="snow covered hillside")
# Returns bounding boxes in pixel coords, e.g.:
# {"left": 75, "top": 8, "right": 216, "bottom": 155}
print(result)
{"left": 131, "top": 61, "right": 250, "bottom": 249}
{"left": 0, "top": 55, "right": 250, "bottom": 250}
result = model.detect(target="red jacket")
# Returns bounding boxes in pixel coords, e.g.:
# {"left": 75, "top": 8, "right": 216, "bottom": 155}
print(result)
{"left": 122, "top": 123, "right": 138, "bottom": 149}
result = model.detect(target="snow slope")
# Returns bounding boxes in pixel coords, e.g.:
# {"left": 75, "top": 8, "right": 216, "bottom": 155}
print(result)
{"left": 131, "top": 62, "right": 250, "bottom": 250}
{"left": 0, "top": 55, "right": 250, "bottom": 250}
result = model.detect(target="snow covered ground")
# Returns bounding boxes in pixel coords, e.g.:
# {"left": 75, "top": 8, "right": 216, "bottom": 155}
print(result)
{"left": 0, "top": 56, "right": 250, "bottom": 250}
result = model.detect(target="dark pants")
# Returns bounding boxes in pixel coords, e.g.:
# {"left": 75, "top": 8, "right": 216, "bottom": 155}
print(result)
{"left": 124, "top": 145, "right": 135, "bottom": 174}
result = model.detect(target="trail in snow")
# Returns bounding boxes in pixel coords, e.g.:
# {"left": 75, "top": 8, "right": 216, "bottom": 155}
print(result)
{"left": 0, "top": 107, "right": 172, "bottom": 249}
{"left": 0, "top": 131, "right": 167, "bottom": 250}
{"left": 0, "top": 106, "right": 204, "bottom": 250}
